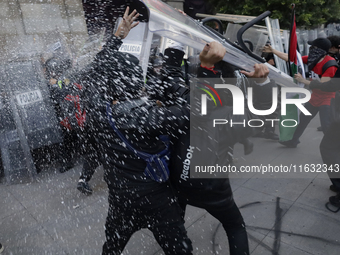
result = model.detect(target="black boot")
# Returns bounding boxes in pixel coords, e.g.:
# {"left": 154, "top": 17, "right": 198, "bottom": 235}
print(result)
{"left": 243, "top": 139, "right": 254, "bottom": 155}
{"left": 329, "top": 194, "right": 340, "bottom": 207}
{"left": 263, "top": 131, "right": 279, "bottom": 140}
{"left": 77, "top": 179, "right": 93, "bottom": 195}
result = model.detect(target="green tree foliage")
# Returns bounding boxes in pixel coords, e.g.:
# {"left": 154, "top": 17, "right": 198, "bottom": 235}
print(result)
{"left": 208, "top": 0, "right": 340, "bottom": 29}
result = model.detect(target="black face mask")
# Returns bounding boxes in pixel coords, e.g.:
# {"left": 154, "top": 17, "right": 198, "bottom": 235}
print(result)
{"left": 329, "top": 52, "right": 336, "bottom": 58}
{"left": 307, "top": 47, "right": 327, "bottom": 71}
{"left": 328, "top": 51, "right": 340, "bottom": 61}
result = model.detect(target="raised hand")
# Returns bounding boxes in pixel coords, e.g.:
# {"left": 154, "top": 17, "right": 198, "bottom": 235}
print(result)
{"left": 294, "top": 72, "right": 310, "bottom": 85}
{"left": 114, "top": 7, "right": 140, "bottom": 40}
{"left": 199, "top": 41, "right": 226, "bottom": 68}
{"left": 262, "top": 44, "right": 274, "bottom": 53}
{"left": 240, "top": 64, "right": 269, "bottom": 84}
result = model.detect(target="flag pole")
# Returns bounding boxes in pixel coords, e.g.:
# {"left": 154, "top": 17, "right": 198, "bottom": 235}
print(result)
{"left": 288, "top": 3, "right": 295, "bottom": 77}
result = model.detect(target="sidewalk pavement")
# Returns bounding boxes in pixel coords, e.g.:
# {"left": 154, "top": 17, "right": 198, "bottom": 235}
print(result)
{"left": 1, "top": 116, "right": 339, "bottom": 255}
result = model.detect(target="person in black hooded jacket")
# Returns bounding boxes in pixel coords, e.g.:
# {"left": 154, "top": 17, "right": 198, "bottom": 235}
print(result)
{"left": 169, "top": 42, "right": 273, "bottom": 255}
{"left": 76, "top": 7, "right": 193, "bottom": 255}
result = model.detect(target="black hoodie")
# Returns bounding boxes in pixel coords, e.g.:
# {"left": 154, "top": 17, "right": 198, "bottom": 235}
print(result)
{"left": 170, "top": 66, "right": 254, "bottom": 205}
{"left": 77, "top": 35, "right": 190, "bottom": 184}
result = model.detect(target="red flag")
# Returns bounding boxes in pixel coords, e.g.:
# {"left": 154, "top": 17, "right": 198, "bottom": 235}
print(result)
{"left": 288, "top": 4, "right": 298, "bottom": 76}
{"left": 279, "top": 3, "right": 303, "bottom": 142}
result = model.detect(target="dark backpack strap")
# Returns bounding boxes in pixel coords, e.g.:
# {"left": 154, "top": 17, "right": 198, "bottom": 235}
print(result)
{"left": 106, "top": 102, "right": 170, "bottom": 154}
{"left": 106, "top": 102, "right": 151, "bottom": 160}
{"left": 106, "top": 103, "right": 170, "bottom": 182}
{"left": 322, "top": 60, "right": 338, "bottom": 76}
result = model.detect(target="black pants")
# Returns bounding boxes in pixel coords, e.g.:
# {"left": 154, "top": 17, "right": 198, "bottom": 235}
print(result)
{"left": 291, "top": 102, "right": 331, "bottom": 144}
{"left": 260, "top": 110, "right": 278, "bottom": 134}
{"left": 320, "top": 122, "right": 340, "bottom": 192}
{"left": 178, "top": 190, "right": 249, "bottom": 255}
{"left": 102, "top": 177, "right": 192, "bottom": 255}
{"left": 58, "top": 128, "right": 79, "bottom": 166}
{"left": 79, "top": 156, "right": 99, "bottom": 182}
{"left": 79, "top": 135, "right": 100, "bottom": 182}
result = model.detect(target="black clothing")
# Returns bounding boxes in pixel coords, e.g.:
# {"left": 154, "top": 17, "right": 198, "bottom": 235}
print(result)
{"left": 170, "top": 66, "right": 251, "bottom": 255}
{"left": 77, "top": 35, "right": 192, "bottom": 255}
{"left": 308, "top": 38, "right": 332, "bottom": 53}
{"left": 310, "top": 79, "right": 340, "bottom": 92}
{"left": 46, "top": 79, "right": 78, "bottom": 172}
{"left": 326, "top": 53, "right": 340, "bottom": 78}
{"left": 320, "top": 122, "right": 340, "bottom": 192}
{"left": 103, "top": 178, "right": 190, "bottom": 255}
{"left": 307, "top": 47, "right": 328, "bottom": 71}
{"left": 250, "top": 79, "right": 279, "bottom": 134}
{"left": 307, "top": 38, "right": 331, "bottom": 70}
{"left": 79, "top": 133, "right": 100, "bottom": 182}
{"left": 183, "top": 0, "right": 214, "bottom": 19}
{"left": 293, "top": 102, "right": 331, "bottom": 138}
{"left": 170, "top": 66, "right": 252, "bottom": 195}
{"left": 179, "top": 201, "right": 249, "bottom": 255}
{"left": 310, "top": 79, "right": 340, "bottom": 194}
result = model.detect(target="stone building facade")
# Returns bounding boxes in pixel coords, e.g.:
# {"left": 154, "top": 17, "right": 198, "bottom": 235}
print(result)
{"left": 0, "top": 0, "right": 88, "bottom": 63}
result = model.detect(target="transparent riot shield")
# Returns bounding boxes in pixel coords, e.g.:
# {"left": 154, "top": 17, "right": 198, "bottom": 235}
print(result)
{"left": 73, "top": 27, "right": 108, "bottom": 72}
{"left": 282, "top": 30, "right": 289, "bottom": 54}
{"left": 265, "top": 18, "right": 288, "bottom": 75}
{"left": 0, "top": 64, "right": 37, "bottom": 184}
{"left": 296, "top": 29, "right": 309, "bottom": 56}
{"left": 326, "top": 23, "right": 340, "bottom": 37}
{"left": 142, "top": 0, "right": 296, "bottom": 87}
{"left": 0, "top": 60, "right": 63, "bottom": 184}
{"left": 225, "top": 23, "right": 268, "bottom": 58}
{"left": 0, "top": 0, "right": 89, "bottom": 183}
{"left": 43, "top": 29, "right": 73, "bottom": 61}
{"left": 117, "top": 20, "right": 152, "bottom": 75}
{"left": 117, "top": 19, "right": 148, "bottom": 59}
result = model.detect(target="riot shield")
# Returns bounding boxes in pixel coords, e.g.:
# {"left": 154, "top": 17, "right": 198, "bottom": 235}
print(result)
{"left": 142, "top": 0, "right": 296, "bottom": 87}
{"left": 0, "top": 60, "right": 63, "bottom": 184}
{"left": 0, "top": 0, "right": 88, "bottom": 183}
{"left": 225, "top": 23, "right": 268, "bottom": 58}
{"left": 73, "top": 28, "right": 108, "bottom": 72}
{"left": 265, "top": 18, "right": 289, "bottom": 75}
{"left": 0, "top": 63, "right": 37, "bottom": 184}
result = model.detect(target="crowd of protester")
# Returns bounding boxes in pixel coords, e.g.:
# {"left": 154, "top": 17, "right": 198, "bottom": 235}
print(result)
{"left": 265, "top": 35, "right": 340, "bottom": 210}
{"left": 2, "top": 2, "right": 340, "bottom": 254}
{"left": 41, "top": 5, "right": 340, "bottom": 253}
